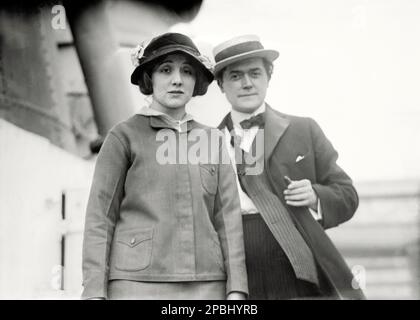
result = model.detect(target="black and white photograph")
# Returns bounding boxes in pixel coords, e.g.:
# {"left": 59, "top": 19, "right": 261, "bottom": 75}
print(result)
{"left": 0, "top": 0, "right": 419, "bottom": 303}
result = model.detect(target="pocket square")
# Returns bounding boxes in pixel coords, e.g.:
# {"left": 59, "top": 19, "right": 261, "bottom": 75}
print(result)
{"left": 295, "top": 155, "right": 305, "bottom": 163}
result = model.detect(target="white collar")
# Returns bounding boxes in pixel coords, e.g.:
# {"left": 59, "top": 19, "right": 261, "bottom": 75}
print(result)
{"left": 231, "top": 103, "right": 266, "bottom": 128}
{"left": 226, "top": 103, "right": 265, "bottom": 153}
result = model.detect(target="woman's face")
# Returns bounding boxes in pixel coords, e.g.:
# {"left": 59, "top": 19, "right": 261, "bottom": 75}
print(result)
{"left": 151, "top": 53, "right": 196, "bottom": 111}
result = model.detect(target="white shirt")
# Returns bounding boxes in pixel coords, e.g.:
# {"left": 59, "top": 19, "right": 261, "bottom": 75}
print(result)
{"left": 224, "top": 103, "right": 322, "bottom": 221}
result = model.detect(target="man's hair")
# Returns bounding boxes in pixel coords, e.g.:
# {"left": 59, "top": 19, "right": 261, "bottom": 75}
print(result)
{"left": 215, "top": 58, "right": 274, "bottom": 87}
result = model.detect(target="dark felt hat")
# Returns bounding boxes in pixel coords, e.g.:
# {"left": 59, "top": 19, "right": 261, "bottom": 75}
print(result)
{"left": 130, "top": 32, "right": 214, "bottom": 96}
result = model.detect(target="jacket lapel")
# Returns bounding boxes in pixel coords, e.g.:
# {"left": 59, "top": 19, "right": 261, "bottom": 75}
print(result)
{"left": 264, "top": 104, "right": 290, "bottom": 162}
{"left": 217, "top": 112, "right": 232, "bottom": 131}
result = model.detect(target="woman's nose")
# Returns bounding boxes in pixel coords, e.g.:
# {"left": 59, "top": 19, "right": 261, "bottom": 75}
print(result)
{"left": 171, "top": 69, "right": 183, "bottom": 85}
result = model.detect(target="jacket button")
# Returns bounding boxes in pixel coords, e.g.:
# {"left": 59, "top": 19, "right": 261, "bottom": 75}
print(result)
{"left": 211, "top": 167, "right": 216, "bottom": 175}
{"left": 130, "top": 238, "right": 136, "bottom": 245}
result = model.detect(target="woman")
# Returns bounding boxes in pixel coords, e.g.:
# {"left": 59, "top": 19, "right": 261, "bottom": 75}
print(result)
{"left": 81, "top": 33, "right": 248, "bottom": 300}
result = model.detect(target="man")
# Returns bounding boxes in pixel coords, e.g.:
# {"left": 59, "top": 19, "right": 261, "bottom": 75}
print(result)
{"left": 213, "top": 35, "right": 365, "bottom": 299}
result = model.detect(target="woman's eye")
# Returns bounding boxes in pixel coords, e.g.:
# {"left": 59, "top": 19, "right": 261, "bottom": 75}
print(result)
{"left": 160, "top": 66, "right": 171, "bottom": 73}
{"left": 183, "top": 67, "right": 194, "bottom": 75}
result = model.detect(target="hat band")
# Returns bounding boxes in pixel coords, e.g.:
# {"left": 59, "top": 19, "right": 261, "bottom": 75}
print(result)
{"left": 144, "top": 44, "right": 200, "bottom": 61}
{"left": 214, "top": 41, "right": 264, "bottom": 63}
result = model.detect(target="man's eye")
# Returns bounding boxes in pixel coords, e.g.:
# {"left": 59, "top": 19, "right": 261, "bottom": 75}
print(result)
{"left": 251, "top": 71, "right": 261, "bottom": 77}
{"left": 230, "top": 74, "right": 240, "bottom": 80}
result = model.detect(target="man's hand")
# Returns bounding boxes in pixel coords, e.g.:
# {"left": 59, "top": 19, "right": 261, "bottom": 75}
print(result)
{"left": 227, "top": 292, "right": 246, "bottom": 300}
{"left": 283, "top": 179, "right": 318, "bottom": 211}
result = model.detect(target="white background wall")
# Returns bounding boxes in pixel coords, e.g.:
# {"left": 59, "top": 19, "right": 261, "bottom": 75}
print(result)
{"left": 161, "top": 0, "right": 420, "bottom": 183}
{"left": 0, "top": 119, "right": 93, "bottom": 299}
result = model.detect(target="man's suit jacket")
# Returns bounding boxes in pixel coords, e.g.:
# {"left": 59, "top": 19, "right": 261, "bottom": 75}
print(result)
{"left": 219, "top": 105, "right": 365, "bottom": 299}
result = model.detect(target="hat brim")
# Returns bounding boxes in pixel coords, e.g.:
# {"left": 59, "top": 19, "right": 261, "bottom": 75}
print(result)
{"left": 214, "top": 49, "right": 279, "bottom": 76}
{"left": 130, "top": 47, "right": 214, "bottom": 85}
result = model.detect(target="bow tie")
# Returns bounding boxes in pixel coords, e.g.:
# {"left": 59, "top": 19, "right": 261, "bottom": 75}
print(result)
{"left": 239, "top": 113, "right": 265, "bottom": 129}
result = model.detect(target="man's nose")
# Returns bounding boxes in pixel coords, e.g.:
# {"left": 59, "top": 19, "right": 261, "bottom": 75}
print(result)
{"left": 241, "top": 74, "right": 253, "bottom": 89}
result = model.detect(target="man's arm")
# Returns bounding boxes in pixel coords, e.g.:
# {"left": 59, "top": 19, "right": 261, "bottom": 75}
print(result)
{"left": 308, "top": 118, "right": 359, "bottom": 229}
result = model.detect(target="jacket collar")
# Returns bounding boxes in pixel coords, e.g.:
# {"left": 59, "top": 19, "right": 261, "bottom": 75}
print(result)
{"left": 138, "top": 106, "right": 196, "bottom": 133}
{"left": 149, "top": 116, "right": 199, "bottom": 132}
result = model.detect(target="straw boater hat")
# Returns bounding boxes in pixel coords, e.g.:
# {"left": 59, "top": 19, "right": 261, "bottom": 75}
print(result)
{"left": 213, "top": 35, "right": 279, "bottom": 77}
{"left": 130, "top": 32, "right": 214, "bottom": 96}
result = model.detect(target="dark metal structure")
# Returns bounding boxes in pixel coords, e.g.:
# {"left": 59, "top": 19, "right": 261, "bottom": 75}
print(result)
{"left": 0, "top": 0, "right": 203, "bottom": 153}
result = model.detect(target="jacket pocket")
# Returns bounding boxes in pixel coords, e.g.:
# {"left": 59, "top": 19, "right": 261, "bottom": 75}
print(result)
{"left": 199, "top": 163, "right": 218, "bottom": 195}
{"left": 294, "top": 151, "right": 311, "bottom": 165}
{"left": 113, "top": 227, "right": 153, "bottom": 272}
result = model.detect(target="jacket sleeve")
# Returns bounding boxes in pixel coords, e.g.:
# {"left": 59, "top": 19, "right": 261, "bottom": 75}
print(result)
{"left": 81, "top": 131, "right": 130, "bottom": 299}
{"left": 308, "top": 118, "right": 359, "bottom": 230}
{"left": 213, "top": 132, "right": 249, "bottom": 297}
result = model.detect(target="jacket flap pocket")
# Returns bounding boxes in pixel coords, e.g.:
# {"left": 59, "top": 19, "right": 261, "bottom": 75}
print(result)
{"left": 116, "top": 228, "right": 153, "bottom": 248}
{"left": 199, "top": 163, "right": 217, "bottom": 175}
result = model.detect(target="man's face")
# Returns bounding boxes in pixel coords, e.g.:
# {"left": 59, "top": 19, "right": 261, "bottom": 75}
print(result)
{"left": 220, "top": 57, "right": 269, "bottom": 114}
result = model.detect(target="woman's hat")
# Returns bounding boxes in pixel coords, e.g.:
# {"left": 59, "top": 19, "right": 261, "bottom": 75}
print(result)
{"left": 213, "top": 35, "right": 279, "bottom": 77}
{"left": 130, "top": 32, "right": 214, "bottom": 96}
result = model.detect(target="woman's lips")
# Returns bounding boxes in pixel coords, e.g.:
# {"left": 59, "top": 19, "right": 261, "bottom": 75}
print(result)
{"left": 238, "top": 93, "right": 257, "bottom": 97}
{"left": 168, "top": 90, "right": 184, "bottom": 94}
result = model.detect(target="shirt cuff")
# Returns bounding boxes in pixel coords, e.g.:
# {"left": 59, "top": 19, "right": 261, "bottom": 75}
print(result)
{"left": 308, "top": 199, "right": 322, "bottom": 221}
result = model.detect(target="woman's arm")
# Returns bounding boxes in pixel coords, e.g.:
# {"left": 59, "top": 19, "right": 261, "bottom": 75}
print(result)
{"left": 81, "top": 132, "right": 130, "bottom": 299}
{"left": 213, "top": 133, "right": 249, "bottom": 298}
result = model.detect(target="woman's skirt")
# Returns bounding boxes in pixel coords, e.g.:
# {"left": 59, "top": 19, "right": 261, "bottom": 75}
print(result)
{"left": 108, "top": 280, "right": 226, "bottom": 300}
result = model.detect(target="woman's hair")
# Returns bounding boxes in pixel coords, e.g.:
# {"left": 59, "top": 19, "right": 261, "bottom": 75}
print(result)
{"left": 137, "top": 53, "right": 208, "bottom": 97}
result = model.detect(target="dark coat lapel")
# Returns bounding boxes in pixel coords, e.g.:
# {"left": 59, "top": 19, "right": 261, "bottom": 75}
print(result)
{"left": 264, "top": 105, "right": 290, "bottom": 162}
{"left": 217, "top": 112, "right": 232, "bottom": 131}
